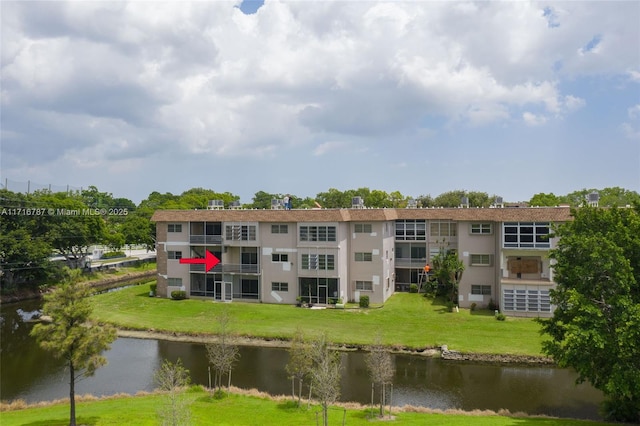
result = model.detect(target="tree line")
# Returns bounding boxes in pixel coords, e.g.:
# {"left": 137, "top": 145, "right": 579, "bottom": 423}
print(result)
{"left": 2, "top": 185, "right": 638, "bottom": 292}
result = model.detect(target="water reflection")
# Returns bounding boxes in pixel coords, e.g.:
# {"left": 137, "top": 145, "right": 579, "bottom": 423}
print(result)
{"left": 1, "top": 301, "right": 603, "bottom": 420}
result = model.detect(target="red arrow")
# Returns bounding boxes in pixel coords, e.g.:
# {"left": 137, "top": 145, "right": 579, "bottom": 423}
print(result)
{"left": 179, "top": 250, "right": 220, "bottom": 272}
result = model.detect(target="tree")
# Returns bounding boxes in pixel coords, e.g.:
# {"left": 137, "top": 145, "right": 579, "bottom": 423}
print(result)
{"left": 529, "top": 192, "right": 562, "bottom": 207}
{"left": 365, "top": 336, "right": 395, "bottom": 418}
{"left": 538, "top": 206, "right": 640, "bottom": 422}
{"left": 285, "top": 328, "right": 313, "bottom": 406}
{"left": 309, "top": 334, "right": 342, "bottom": 426}
{"left": 30, "top": 269, "right": 117, "bottom": 426}
{"left": 205, "top": 309, "right": 240, "bottom": 391}
{"left": 154, "top": 358, "right": 192, "bottom": 426}
{"left": 430, "top": 246, "right": 465, "bottom": 304}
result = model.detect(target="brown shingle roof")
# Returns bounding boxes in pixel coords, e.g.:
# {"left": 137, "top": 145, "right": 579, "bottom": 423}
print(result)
{"left": 151, "top": 207, "right": 573, "bottom": 223}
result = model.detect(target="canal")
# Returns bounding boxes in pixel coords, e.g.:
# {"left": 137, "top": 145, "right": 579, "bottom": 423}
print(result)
{"left": 0, "top": 299, "right": 603, "bottom": 420}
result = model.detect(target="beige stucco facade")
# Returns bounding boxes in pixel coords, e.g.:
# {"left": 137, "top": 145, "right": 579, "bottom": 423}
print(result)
{"left": 152, "top": 206, "right": 571, "bottom": 317}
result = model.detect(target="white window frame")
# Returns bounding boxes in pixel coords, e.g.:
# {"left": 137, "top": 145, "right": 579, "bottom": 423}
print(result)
{"left": 271, "top": 282, "right": 288, "bottom": 292}
{"left": 470, "top": 254, "right": 492, "bottom": 266}
{"left": 470, "top": 223, "right": 492, "bottom": 235}
{"left": 355, "top": 281, "right": 373, "bottom": 291}
{"left": 355, "top": 252, "right": 373, "bottom": 262}
{"left": 272, "top": 253, "right": 289, "bottom": 262}
{"left": 168, "top": 251, "right": 182, "bottom": 260}
{"left": 168, "top": 223, "right": 182, "bottom": 233}
{"left": 168, "top": 278, "right": 182, "bottom": 286}
{"left": 471, "top": 285, "right": 491, "bottom": 295}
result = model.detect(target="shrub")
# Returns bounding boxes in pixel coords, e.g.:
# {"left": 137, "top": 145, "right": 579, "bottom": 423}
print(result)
{"left": 102, "top": 251, "right": 126, "bottom": 259}
{"left": 496, "top": 313, "right": 506, "bottom": 321}
{"left": 409, "top": 283, "right": 419, "bottom": 293}
{"left": 445, "top": 301, "right": 455, "bottom": 312}
{"left": 150, "top": 283, "right": 157, "bottom": 293}
{"left": 359, "top": 295, "right": 370, "bottom": 308}
{"left": 470, "top": 302, "right": 477, "bottom": 312}
{"left": 171, "top": 290, "right": 187, "bottom": 300}
{"left": 328, "top": 298, "right": 337, "bottom": 305}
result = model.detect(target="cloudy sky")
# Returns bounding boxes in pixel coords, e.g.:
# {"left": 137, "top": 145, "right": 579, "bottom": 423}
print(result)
{"left": 1, "top": 0, "right": 639, "bottom": 204}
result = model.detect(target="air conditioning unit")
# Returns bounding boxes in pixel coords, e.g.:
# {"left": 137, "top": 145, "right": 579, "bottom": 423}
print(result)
{"left": 229, "top": 200, "right": 242, "bottom": 209}
{"left": 271, "top": 198, "right": 284, "bottom": 209}
{"left": 207, "top": 200, "right": 224, "bottom": 210}
{"left": 587, "top": 192, "right": 599, "bottom": 207}
{"left": 352, "top": 196, "right": 364, "bottom": 209}
{"left": 407, "top": 198, "right": 417, "bottom": 208}
{"left": 460, "top": 196, "right": 469, "bottom": 208}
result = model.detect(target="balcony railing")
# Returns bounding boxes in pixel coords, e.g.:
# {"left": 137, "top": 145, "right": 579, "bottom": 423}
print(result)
{"left": 395, "top": 258, "right": 428, "bottom": 268}
{"left": 189, "top": 263, "right": 259, "bottom": 274}
{"left": 190, "top": 235, "right": 223, "bottom": 244}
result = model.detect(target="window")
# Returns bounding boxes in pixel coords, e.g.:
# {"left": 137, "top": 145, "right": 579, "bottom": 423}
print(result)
{"left": 168, "top": 278, "right": 182, "bottom": 287}
{"left": 225, "top": 224, "right": 257, "bottom": 241}
{"left": 272, "top": 253, "right": 289, "bottom": 262}
{"left": 470, "top": 254, "right": 492, "bottom": 266}
{"left": 301, "top": 254, "right": 335, "bottom": 270}
{"left": 271, "top": 224, "right": 288, "bottom": 234}
{"left": 355, "top": 223, "right": 372, "bottom": 233}
{"left": 430, "top": 221, "right": 457, "bottom": 237}
{"left": 271, "top": 282, "right": 288, "bottom": 292}
{"left": 470, "top": 223, "right": 492, "bottom": 234}
{"left": 471, "top": 285, "right": 491, "bottom": 295}
{"left": 503, "top": 222, "right": 550, "bottom": 248}
{"left": 168, "top": 251, "right": 182, "bottom": 260}
{"left": 299, "top": 225, "right": 336, "bottom": 242}
{"left": 355, "top": 252, "right": 373, "bottom": 262}
{"left": 168, "top": 223, "right": 182, "bottom": 233}
{"left": 395, "top": 220, "right": 426, "bottom": 241}
{"left": 355, "top": 281, "right": 373, "bottom": 291}
{"left": 503, "top": 288, "right": 551, "bottom": 312}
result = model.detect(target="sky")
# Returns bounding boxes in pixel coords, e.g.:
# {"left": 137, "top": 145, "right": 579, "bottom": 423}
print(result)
{"left": 1, "top": 0, "right": 639, "bottom": 205}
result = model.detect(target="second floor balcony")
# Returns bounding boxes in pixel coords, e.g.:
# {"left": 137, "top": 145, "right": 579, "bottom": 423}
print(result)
{"left": 189, "top": 263, "right": 259, "bottom": 274}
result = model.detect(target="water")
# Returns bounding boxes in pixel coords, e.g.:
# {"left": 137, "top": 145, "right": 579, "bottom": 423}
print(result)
{"left": 0, "top": 300, "right": 603, "bottom": 420}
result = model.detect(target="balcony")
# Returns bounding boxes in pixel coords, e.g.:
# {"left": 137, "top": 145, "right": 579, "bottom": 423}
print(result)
{"left": 500, "top": 277, "right": 553, "bottom": 286}
{"left": 190, "top": 235, "right": 223, "bottom": 244}
{"left": 395, "top": 258, "right": 428, "bottom": 268}
{"left": 189, "top": 263, "right": 259, "bottom": 274}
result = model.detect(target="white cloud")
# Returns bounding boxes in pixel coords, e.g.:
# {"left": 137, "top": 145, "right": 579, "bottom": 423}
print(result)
{"left": 2, "top": 1, "right": 639, "bottom": 201}
{"left": 523, "top": 112, "right": 547, "bottom": 126}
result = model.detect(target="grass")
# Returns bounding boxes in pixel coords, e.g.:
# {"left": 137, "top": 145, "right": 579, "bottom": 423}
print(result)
{"left": 0, "top": 387, "right": 612, "bottom": 426}
{"left": 91, "top": 284, "right": 546, "bottom": 356}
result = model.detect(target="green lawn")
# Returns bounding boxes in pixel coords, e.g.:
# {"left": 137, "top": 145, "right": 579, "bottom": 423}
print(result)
{"left": 91, "top": 285, "right": 546, "bottom": 356}
{"left": 0, "top": 388, "right": 611, "bottom": 426}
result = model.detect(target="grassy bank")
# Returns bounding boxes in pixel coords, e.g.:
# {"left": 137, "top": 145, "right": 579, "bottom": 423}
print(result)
{"left": 0, "top": 387, "right": 610, "bottom": 426}
{"left": 91, "top": 285, "right": 546, "bottom": 356}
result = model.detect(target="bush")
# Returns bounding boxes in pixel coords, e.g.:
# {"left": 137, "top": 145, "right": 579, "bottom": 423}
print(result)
{"left": 496, "top": 313, "right": 506, "bottom": 321}
{"left": 409, "top": 283, "right": 419, "bottom": 293}
{"left": 359, "top": 295, "right": 370, "bottom": 308}
{"left": 150, "top": 283, "right": 157, "bottom": 293}
{"left": 328, "top": 298, "right": 337, "bottom": 305}
{"left": 171, "top": 290, "right": 187, "bottom": 300}
{"left": 470, "top": 302, "right": 477, "bottom": 312}
{"left": 445, "top": 301, "right": 455, "bottom": 312}
{"left": 102, "top": 251, "right": 126, "bottom": 259}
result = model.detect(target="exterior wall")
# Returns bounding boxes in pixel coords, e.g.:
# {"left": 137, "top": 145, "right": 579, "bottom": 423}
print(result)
{"left": 457, "top": 221, "right": 500, "bottom": 308}
{"left": 151, "top": 207, "right": 571, "bottom": 315}
{"left": 348, "top": 221, "right": 391, "bottom": 304}
{"left": 260, "top": 222, "right": 298, "bottom": 304}
{"left": 156, "top": 223, "right": 168, "bottom": 297}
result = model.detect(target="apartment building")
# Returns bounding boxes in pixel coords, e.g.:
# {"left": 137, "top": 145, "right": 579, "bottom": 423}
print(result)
{"left": 151, "top": 206, "right": 571, "bottom": 317}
